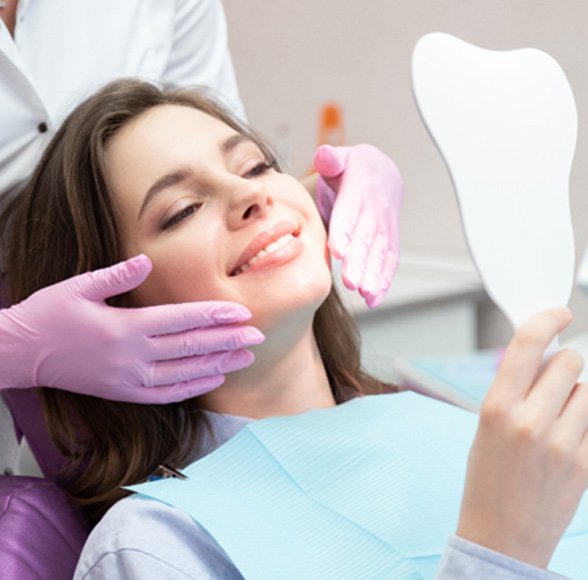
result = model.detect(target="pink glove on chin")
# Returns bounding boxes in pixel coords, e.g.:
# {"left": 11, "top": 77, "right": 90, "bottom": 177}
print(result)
{"left": 0, "top": 255, "right": 264, "bottom": 403}
{"left": 314, "top": 144, "right": 404, "bottom": 308}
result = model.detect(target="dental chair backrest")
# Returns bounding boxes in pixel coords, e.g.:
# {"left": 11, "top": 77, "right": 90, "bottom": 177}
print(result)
{"left": 0, "top": 475, "right": 89, "bottom": 579}
{"left": 0, "top": 392, "right": 90, "bottom": 579}
{"left": 1, "top": 280, "right": 89, "bottom": 578}
{"left": 0, "top": 390, "right": 91, "bottom": 580}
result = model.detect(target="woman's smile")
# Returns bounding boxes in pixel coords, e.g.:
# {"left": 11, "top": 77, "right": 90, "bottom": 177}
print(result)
{"left": 230, "top": 221, "right": 303, "bottom": 276}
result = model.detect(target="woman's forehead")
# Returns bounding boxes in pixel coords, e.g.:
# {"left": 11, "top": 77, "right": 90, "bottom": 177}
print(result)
{"left": 117, "top": 104, "right": 235, "bottom": 145}
{"left": 104, "top": 104, "right": 239, "bottom": 176}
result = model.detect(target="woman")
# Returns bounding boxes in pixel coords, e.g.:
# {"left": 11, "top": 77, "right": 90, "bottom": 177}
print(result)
{"left": 3, "top": 79, "right": 586, "bottom": 578}
{"left": 0, "top": 0, "right": 403, "bottom": 482}
{"left": 0, "top": 0, "right": 402, "bottom": 405}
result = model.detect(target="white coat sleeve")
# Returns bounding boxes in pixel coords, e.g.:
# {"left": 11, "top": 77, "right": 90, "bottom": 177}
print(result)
{"left": 162, "top": 0, "right": 246, "bottom": 119}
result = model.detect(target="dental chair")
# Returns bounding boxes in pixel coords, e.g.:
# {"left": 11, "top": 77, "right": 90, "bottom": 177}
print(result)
{"left": 0, "top": 260, "right": 90, "bottom": 578}
{"left": 0, "top": 473, "right": 88, "bottom": 578}
{"left": 1, "top": 385, "right": 90, "bottom": 578}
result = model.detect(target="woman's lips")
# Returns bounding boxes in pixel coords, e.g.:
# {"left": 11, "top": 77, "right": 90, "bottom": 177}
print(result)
{"left": 230, "top": 221, "right": 302, "bottom": 276}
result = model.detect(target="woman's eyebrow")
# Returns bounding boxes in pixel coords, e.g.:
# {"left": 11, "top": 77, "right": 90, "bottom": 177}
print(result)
{"left": 138, "top": 168, "right": 193, "bottom": 220}
{"left": 138, "top": 135, "right": 254, "bottom": 220}
{"left": 221, "top": 133, "right": 254, "bottom": 156}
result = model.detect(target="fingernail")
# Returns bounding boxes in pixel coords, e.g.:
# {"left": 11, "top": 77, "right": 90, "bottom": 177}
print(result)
{"left": 216, "top": 306, "right": 251, "bottom": 323}
{"left": 329, "top": 245, "right": 343, "bottom": 260}
{"left": 367, "top": 293, "right": 383, "bottom": 309}
{"left": 224, "top": 349, "right": 255, "bottom": 372}
{"left": 183, "top": 375, "right": 225, "bottom": 399}
{"left": 342, "top": 276, "right": 358, "bottom": 291}
{"left": 242, "top": 327, "right": 265, "bottom": 345}
{"left": 124, "top": 254, "right": 151, "bottom": 275}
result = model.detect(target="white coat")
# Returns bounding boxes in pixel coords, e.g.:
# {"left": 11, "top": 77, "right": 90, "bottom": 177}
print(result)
{"left": 0, "top": 0, "right": 245, "bottom": 209}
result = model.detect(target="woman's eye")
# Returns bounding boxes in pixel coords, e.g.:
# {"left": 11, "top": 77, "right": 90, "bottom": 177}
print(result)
{"left": 162, "top": 203, "right": 201, "bottom": 230}
{"left": 243, "top": 161, "right": 274, "bottom": 178}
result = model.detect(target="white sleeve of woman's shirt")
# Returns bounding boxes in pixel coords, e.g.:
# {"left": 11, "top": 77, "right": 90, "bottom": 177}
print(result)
{"left": 162, "top": 0, "right": 246, "bottom": 120}
{"left": 75, "top": 498, "right": 567, "bottom": 579}
{"left": 74, "top": 498, "right": 243, "bottom": 580}
{"left": 436, "top": 535, "right": 568, "bottom": 579}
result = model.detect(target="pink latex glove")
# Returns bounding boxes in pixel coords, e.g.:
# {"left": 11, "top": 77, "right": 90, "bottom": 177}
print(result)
{"left": 314, "top": 144, "right": 404, "bottom": 308}
{"left": 0, "top": 255, "right": 264, "bottom": 403}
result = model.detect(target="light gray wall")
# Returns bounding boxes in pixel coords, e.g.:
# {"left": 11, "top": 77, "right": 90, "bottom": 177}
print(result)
{"left": 224, "top": 1, "right": 588, "bottom": 346}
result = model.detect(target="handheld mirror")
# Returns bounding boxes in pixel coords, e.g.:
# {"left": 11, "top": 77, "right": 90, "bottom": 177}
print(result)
{"left": 412, "top": 32, "right": 577, "bottom": 356}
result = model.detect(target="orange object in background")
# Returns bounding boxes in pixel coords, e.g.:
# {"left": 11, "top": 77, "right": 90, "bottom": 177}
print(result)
{"left": 318, "top": 103, "right": 345, "bottom": 147}
{"left": 307, "top": 103, "right": 345, "bottom": 175}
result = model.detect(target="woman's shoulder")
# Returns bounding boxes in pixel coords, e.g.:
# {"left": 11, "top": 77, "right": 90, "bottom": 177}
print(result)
{"left": 74, "top": 495, "right": 242, "bottom": 579}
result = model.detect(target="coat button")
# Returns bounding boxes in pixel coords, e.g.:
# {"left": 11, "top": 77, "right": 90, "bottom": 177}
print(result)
{"left": 37, "top": 122, "right": 48, "bottom": 133}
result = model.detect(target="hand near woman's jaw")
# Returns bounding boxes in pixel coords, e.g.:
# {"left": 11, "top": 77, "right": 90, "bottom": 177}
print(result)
{"left": 314, "top": 144, "right": 404, "bottom": 308}
{"left": 457, "top": 308, "right": 588, "bottom": 569}
{"left": 0, "top": 254, "right": 264, "bottom": 403}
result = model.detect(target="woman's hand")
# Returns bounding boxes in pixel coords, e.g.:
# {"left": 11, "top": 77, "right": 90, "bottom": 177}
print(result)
{"left": 457, "top": 308, "right": 588, "bottom": 568}
{"left": 0, "top": 254, "right": 264, "bottom": 403}
{"left": 313, "top": 144, "right": 404, "bottom": 309}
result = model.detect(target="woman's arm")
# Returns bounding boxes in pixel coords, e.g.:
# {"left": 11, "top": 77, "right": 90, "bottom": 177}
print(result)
{"left": 0, "top": 255, "right": 263, "bottom": 402}
{"left": 453, "top": 308, "right": 586, "bottom": 572}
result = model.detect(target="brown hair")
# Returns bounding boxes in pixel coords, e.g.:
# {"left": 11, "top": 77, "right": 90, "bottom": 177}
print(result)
{"left": 1, "top": 79, "right": 394, "bottom": 522}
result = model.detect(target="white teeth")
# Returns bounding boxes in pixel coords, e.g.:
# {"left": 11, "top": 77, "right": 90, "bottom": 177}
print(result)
{"left": 233, "top": 233, "right": 295, "bottom": 275}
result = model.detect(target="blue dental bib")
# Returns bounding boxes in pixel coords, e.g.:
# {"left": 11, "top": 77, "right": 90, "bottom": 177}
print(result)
{"left": 130, "top": 392, "right": 588, "bottom": 579}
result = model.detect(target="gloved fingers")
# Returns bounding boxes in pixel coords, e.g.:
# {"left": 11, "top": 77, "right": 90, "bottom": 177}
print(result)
{"left": 122, "top": 374, "right": 226, "bottom": 405}
{"left": 327, "top": 196, "right": 362, "bottom": 259}
{"left": 314, "top": 145, "right": 360, "bottom": 258}
{"left": 136, "top": 300, "right": 253, "bottom": 336}
{"left": 362, "top": 249, "right": 398, "bottom": 309}
{"left": 75, "top": 254, "right": 153, "bottom": 301}
{"left": 313, "top": 144, "right": 350, "bottom": 179}
{"left": 356, "top": 230, "right": 389, "bottom": 305}
{"left": 148, "top": 324, "right": 265, "bottom": 361}
{"left": 316, "top": 178, "right": 337, "bottom": 224}
{"left": 325, "top": 173, "right": 369, "bottom": 260}
{"left": 146, "top": 348, "right": 255, "bottom": 388}
{"left": 340, "top": 207, "right": 376, "bottom": 290}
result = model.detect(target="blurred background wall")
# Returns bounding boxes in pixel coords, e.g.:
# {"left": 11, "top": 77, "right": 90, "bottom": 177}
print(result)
{"left": 223, "top": 0, "right": 588, "bottom": 347}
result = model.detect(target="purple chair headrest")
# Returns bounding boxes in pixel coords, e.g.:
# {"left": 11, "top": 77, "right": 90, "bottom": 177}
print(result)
{"left": 0, "top": 475, "right": 89, "bottom": 579}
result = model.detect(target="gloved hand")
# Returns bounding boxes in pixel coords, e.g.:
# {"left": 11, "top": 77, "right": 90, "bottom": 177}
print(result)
{"left": 0, "top": 254, "right": 264, "bottom": 403}
{"left": 314, "top": 144, "right": 404, "bottom": 308}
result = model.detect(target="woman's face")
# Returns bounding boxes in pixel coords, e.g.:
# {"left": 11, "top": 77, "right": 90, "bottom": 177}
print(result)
{"left": 105, "top": 104, "right": 332, "bottom": 329}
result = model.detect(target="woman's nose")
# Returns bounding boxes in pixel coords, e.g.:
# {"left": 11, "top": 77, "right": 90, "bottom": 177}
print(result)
{"left": 227, "top": 181, "right": 274, "bottom": 229}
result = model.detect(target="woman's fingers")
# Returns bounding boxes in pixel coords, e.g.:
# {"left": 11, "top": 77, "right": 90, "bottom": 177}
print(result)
{"left": 459, "top": 308, "right": 588, "bottom": 567}
{"left": 487, "top": 308, "right": 573, "bottom": 405}
{"left": 524, "top": 348, "right": 584, "bottom": 424}
{"left": 555, "top": 381, "right": 588, "bottom": 451}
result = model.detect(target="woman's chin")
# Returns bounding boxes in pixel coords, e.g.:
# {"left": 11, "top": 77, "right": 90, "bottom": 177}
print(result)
{"left": 247, "top": 273, "right": 332, "bottom": 333}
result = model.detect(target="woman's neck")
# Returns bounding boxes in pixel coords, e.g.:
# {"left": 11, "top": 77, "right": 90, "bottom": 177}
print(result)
{"left": 199, "top": 322, "right": 335, "bottom": 419}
